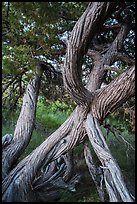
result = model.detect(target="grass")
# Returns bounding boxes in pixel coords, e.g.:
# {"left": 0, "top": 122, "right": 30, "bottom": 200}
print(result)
{"left": 2, "top": 100, "right": 135, "bottom": 202}
{"left": 57, "top": 143, "right": 101, "bottom": 202}
{"left": 38, "top": 111, "right": 69, "bottom": 128}
{"left": 58, "top": 181, "right": 100, "bottom": 202}
{"left": 36, "top": 98, "right": 73, "bottom": 129}
{"left": 2, "top": 115, "right": 57, "bottom": 160}
{"left": 101, "top": 123, "right": 135, "bottom": 197}
{"left": 2, "top": 99, "right": 73, "bottom": 157}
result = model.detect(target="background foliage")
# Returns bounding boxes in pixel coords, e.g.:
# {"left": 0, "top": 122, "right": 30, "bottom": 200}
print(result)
{"left": 2, "top": 2, "right": 135, "bottom": 202}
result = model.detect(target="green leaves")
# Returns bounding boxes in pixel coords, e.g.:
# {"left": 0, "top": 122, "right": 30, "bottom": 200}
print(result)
{"left": 2, "top": 2, "right": 135, "bottom": 112}
{"left": 36, "top": 98, "right": 73, "bottom": 128}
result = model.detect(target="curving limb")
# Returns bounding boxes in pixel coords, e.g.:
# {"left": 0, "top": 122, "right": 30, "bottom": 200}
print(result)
{"left": 63, "top": 2, "right": 116, "bottom": 106}
{"left": 84, "top": 113, "right": 134, "bottom": 202}
{"left": 91, "top": 66, "right": 135, "bottom": 123}
{"left": 2, "top": 72, "right": 42, "bottom": 180}
{"left": 2, "top": 2, "right": 135, "bottom": 202}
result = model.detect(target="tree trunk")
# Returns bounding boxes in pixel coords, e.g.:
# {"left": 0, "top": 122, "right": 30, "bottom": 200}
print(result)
{"left": 2, "top": 2, "right": 135, "bottom": 202}
{"left": 2, "top": 73, "right": 41, "bottom": 180}
{"left": 84, "top": 114, "right": 133, "bottom": 202}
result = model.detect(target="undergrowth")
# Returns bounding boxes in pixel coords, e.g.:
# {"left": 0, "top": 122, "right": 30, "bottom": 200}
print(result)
{"left": 2, "top": 98, "right": 135, "bottom": 202}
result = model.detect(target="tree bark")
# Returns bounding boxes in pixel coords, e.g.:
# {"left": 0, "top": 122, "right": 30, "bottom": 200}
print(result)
{"left": 63, "top": 2, "right": 116, "bottom": 106}
{"left": 91, "top": 66, "right": 135, "bottom": 123}
{"left": 2, "top": 64, "right": 134, "bottom": 202}
{"left": 2, "top": 2, "right": 135, "bottom": 202}
{"left": 84, "top": 143, "right": 105, "bottom": 202}
{"left": 2, "top": 73, "right": 41, "bottom": 180}
{"left": 84, "top": 114, "right": 133, "bottom": 202}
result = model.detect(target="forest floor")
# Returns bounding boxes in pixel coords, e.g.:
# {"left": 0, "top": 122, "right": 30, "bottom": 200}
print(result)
{"left": 2, "top": 105, "right": 135, "bottom": 202}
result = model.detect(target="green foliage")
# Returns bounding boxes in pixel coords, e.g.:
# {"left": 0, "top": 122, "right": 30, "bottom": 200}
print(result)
{"left": 2, "top": 2, "right": 90, "bottom": 109}
{"left": 2, "top": 2, "right": 135, "bottom": 200}
{"left": 2, "top": 122, "right": 15, "bottom": 136}
{"left": 2, "top": 2, "right": 88, "bottom": 72}
{"left": 2, "top": 109, "right": 19, "bottom": 132}
{"left": 78, "top": 195, "right": 100, "bottom": 202}
{"left": 59, "top": 189, "right": 100, "bottom": 202}
{"left": 2, "top": 2, "right": 135, "bottom": 112}
{"left": 2, "top": 98, "right": 73, "bottom": 134}
{"left": 2, "top": 98, "right": 73, "bottom": 157}
{"left": 2, "top": 102, "right": 135, "bottom": 201}
{"left": 36, "top": 97, "right": 73, "bottom": 128}
{"left": 100, "top": 114, "right": 135, "bottom": 195}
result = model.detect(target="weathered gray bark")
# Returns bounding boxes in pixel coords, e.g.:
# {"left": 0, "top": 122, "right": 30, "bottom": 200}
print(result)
{"left": 84, "top": 143, "right": 105, "bottom": 202}
{"left": 84, "top": 114, "right": 133, "bottom": 202}
{"left": 2, "top": 2, "right": 135, "bottom": 202}
{"left": 2, "top": 73, "right": 41, "bottom": 180}
{"left": 63, "top": 2, "right": 116, "bottom": 105}
{"left": 2, "top": 62, "right": 135, "bottom": 202}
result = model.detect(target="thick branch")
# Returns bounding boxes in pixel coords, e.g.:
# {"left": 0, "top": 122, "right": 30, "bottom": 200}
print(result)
{"left": 84, "top": 143, "right": 105, "bottom": 202}
{"left": 2, "top": 3, "right": 135, "bottom": 202}
{"left": 63, "top": 2, "right": 116, "bottom": 106}
{"left": 102, "top": 24, "right": 130, "bottom": 65}
{"left": 85, "top": 20, "right": 131, "bottom": 93}
{"left": 2, "top": 107, "right": 88, "bottom": 202}
{"left": 2, "top": 73, "right": 41, "bottom": 179}
{"left": 84, "top": 113, "right": 133, "bottom": 202}
{"left": 114, "top": 52, "right": 134, "bottom": 65}
{"left": 91, "top": 66, "right": 135, "bottom": 122}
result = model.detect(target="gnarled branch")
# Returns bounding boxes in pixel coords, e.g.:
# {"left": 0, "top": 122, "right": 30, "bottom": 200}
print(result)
{"left": 91, "top": 66, "right": 135, "bottom": 122}
{"left": 2, "top": 73, "right": 41, "bottom": 179}
{"left": 84, "top": 113, "right": 134, "bottom": 202}
{"left": 63, "top": 2, "right": 116, "bottom": 106}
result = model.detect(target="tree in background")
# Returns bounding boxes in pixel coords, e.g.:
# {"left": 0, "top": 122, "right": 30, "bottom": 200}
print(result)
{"left": 2, "top": 2, "right": 135, "bottom": 202}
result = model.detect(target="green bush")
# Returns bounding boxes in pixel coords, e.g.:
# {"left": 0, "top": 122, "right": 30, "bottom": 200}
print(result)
{"left": 36, "top": 97, "right": 73, "bottom": 128}
{"left": 2, "top": 99, "right": 135, "bottom": 201}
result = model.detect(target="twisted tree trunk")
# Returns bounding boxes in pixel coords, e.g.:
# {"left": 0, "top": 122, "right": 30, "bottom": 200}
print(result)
{"left": 2, "top": 2, "right": 135, "bottom": 202}
{"left": 2, "top": 73, "right": 41, "bottom": 180}
{"left": 84, "top": 114, "right": 133, "bottom": 202}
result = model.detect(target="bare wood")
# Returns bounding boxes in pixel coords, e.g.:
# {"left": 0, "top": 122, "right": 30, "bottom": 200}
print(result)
{"left": 2, "top": 74, "right": 41, "bottom": 179}
{"left": 84, "top": 143, "right": 105, "bottom": 202}
{"left": 91, "top": 66, "right": 135, "bottom": 122}
{"left": 2, "top": 134, "right": 13, "bottom": 148}
{"left": 63, "top": 2, "right": 116, "bottom": 106}
{"left": 84, "top": 113, "right": 133, "bottom": 202}
{"left": 2, "top": 2, "right": 135, "bottom": 202}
